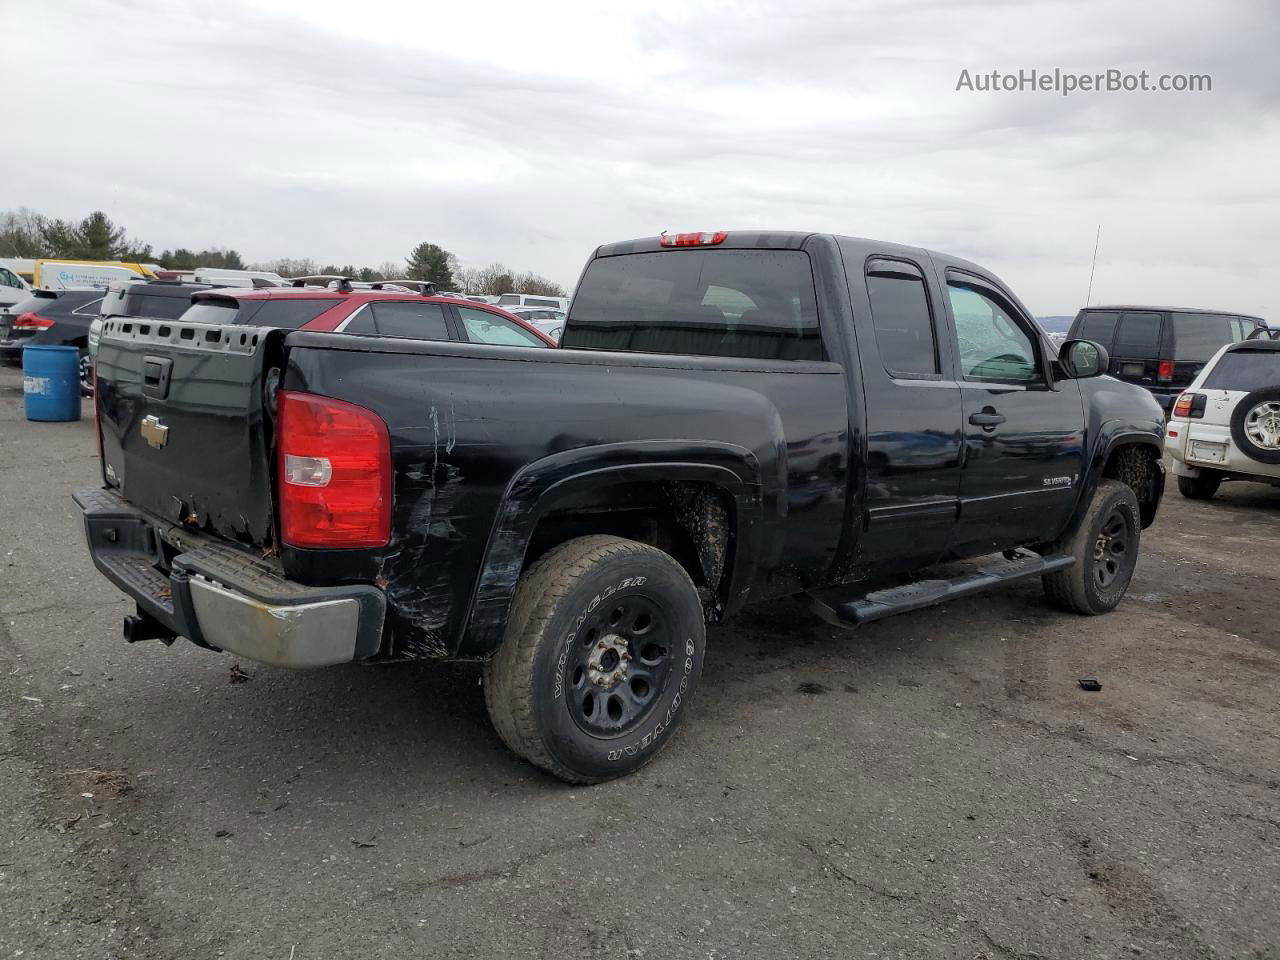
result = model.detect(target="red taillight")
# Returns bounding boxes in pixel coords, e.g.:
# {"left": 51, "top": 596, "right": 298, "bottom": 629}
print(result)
{"left": 14, "top": 311, "right": 53, "bottom": 329}
{"left": 1172, "top": 392, "right": 1207, "bottom": 419}
{"left": 1157, "top": 360, "right": 1174, "bottom": 381}
{"left": 659, "top": 231, "right": 728, "bottom": 247}
{"left": 277, "top": 391, "right": 391, "bottom": 549}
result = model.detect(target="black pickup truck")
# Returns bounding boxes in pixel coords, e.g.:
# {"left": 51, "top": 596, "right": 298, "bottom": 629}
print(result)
{"left": 76, "top": 231, "right": 1165, "bottom": 782}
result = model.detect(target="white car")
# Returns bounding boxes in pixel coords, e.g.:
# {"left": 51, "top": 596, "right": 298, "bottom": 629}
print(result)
{"left": 1164, "top": 338, "right": 1280, "bottom": 498}
{"left": 505, "top": 306, "right": 565, "bottom": 342}
{"left": 495, "top": 293, "right": 569, "bottom": 312}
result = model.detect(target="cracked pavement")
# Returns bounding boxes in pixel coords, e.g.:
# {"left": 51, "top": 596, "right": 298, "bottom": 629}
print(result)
{"left": 1, "top": 365, "right": 1278, "bottom": 959}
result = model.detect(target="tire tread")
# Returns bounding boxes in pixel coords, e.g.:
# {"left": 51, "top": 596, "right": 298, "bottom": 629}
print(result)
{"left": 484, "top": 535, "right": 695, "bottom": 784}
{"left": 1042, "top": 479, "right": 1139, "bottom": 615}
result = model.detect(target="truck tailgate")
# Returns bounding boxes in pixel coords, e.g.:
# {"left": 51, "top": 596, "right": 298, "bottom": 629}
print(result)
{"left": 94, "top": 319, "right": 281, "bottom": 546}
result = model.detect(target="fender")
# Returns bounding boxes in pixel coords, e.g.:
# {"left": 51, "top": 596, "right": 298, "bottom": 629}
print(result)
{"left": 1059, "top": 418, "right": 1165, "bottom": 542}
{"left": 460, "top": 440, "right": 764, "bottom": 658}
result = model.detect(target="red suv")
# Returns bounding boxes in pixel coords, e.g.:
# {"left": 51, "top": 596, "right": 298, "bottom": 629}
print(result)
{"left": 175, "top": 287, "right": 557, "bottom": 347}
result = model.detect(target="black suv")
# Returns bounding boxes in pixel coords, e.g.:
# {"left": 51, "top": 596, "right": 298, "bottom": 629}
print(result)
{"left": 1069, "top": 305, "right": 1267, "bottom": 411}
{"left": 0, "top": 289, "right": 105, "bottom": 390}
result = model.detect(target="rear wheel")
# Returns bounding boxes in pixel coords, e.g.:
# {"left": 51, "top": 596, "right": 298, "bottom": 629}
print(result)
{"left": 1176, "top": 470, "right": 1222, "bottom": 500}
{"left": 78, "top": 349, "right": 92, "bottom": 396}
{"left": 1042, "top": 479, "right": 1140, "bottom": 615}
{"left": 484, "top": 535, "right": 705, "bottom": 784}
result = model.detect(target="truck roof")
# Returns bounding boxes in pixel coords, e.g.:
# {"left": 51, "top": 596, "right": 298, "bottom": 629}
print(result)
{"left": 592, "top": 231, "right": 993, "bottom": 277}
{"left": 1079, "top": 304, "right": 1265, "bottom": 321}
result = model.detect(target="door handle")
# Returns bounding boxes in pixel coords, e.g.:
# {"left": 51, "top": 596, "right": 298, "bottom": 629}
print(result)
{"left": 968, "top": 411, "right": 1006, "bottom": 429}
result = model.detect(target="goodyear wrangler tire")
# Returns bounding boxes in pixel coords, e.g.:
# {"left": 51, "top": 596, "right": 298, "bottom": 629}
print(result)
{"left": 1042, "top": 479, "right": 1140, "bottom": 615}
{"left": 483, "top": 536, "right": 705, "bottom": 784}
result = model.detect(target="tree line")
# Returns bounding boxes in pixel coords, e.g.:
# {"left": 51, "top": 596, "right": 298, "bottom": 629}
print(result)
{"left": 0, "top": 208, "right": 567, "bottom": 296}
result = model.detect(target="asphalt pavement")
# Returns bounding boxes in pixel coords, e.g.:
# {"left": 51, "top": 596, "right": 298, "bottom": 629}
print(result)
{"left": 1, "top": 365, "right": 1278, "bottom": 960}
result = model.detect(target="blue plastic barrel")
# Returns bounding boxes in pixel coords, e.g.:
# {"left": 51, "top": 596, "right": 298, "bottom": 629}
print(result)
{"left": 23, "top": 345, "right": 82, "bottom": 422}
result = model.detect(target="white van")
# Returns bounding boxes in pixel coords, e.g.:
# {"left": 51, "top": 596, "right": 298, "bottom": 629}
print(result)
{"left": 495, "top": 293, "right": 570, "bottom": 312}
{"left": 33, "top": 259, "right": 153, "bottom": 291}
{"left": 192, "top": 268, "right": 285, "bottom": 288}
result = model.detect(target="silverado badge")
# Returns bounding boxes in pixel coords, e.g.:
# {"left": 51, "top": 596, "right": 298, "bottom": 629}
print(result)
{"left": 140, "top": 415, "right": 169, "bottom": 450}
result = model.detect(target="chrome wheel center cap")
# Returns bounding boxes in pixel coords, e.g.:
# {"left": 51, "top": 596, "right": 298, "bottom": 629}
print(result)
{"left": 588, "top": 634, "right": 631, "bottom": 689}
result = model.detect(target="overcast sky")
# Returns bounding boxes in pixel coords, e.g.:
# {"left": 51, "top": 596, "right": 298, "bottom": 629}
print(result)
{"left": 7, "top": 0, "right": 1277, "bottom": 314}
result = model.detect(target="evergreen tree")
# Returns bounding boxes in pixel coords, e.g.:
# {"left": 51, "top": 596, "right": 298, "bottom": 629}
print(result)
{"left": 405, "top": 242, "right": 454, "bottom": 289}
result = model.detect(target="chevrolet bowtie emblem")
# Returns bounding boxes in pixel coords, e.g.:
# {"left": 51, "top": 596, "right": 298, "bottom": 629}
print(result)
{"left": 141, "top": 415, "right": 169, "bottom": 450}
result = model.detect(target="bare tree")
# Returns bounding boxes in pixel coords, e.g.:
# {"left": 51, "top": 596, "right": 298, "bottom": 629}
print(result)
{"left": 250, "top": 257, "right": 320, "bottom": 277}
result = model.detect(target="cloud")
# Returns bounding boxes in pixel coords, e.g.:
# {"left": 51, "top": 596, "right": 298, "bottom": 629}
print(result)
{"left": 3, "top": 0, "right": 1276, "bottom": 315}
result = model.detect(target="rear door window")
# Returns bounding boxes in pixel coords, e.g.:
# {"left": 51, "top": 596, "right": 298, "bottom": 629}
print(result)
{"left": 1171, "top": 313, "right": 1236, "bottom": 361}
{"left": 368, "top": 301, "right": 450, "bottom": 340}
{"left": 563, "top": 249, "right": 824, "bottom": 361}
{"left": 1112, "top": 312, "right": 1163, "bottom": 357}
{"left": 865, "top": 260, "right": 939, "bottom": 378}
{"left": 1075, "top": 311, "right": 1119, "bottom": 347}
{"left": 70, "top": 297, "right": 106, "bottom": 316}
{"left": 343, "top": 306, "right": 378, "bottom": 335}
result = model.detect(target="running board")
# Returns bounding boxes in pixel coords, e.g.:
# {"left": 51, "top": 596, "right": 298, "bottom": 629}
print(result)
{"left": 806, "top": 551, "right": 1075, "bottom": 627}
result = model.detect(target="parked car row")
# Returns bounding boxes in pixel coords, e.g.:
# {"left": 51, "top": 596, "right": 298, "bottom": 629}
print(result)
{"left": 5, "top": 272, "right": 561, "bottom": 395}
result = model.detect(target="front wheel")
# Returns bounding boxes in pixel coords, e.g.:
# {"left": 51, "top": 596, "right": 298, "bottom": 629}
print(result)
{"left": 1177, "top": 470, "right": 1222, "bottom": 500}
{"left": 484, "top": 535, "right": 706, "bottom": 783}
{"left": 1042, "top": 479, "right": 1141, "bottom": 615}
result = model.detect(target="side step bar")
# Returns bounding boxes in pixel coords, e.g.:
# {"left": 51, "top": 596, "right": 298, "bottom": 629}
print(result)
{"left": 806, "top": 551, "right": 1075, "bottom": 627}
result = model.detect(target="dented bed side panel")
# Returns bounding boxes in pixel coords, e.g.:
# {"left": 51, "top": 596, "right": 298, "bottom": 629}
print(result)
{"left": 279, "top": 338, "right": 851, "bottom": 659}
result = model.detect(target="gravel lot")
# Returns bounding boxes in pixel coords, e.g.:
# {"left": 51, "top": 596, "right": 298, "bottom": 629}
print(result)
{"left": 2, "top": 364, "right": 1278, "bottom": 960}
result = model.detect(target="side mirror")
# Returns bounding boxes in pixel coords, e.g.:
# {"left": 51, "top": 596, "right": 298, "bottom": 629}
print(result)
{"left": 1060, "top": 339, "right": 1109, "bottom": 378}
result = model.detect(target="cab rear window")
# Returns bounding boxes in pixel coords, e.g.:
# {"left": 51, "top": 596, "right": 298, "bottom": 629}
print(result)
{"left": 563, "top": 250, "right": 824, "bottom": 361}
{"left": 121, "top": 292, "right": 194, "bottom": 320}
{"left": 179, "top": 298, "right": 335, "bottom": 329}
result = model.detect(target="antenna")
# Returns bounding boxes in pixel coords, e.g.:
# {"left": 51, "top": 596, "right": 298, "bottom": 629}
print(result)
{"left": 1085, "top": 224, "right": 1101, "bottom": 306}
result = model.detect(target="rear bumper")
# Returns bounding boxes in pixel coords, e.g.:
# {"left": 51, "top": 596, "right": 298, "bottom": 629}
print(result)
{"left": 73, "top": 486, "right": 385, "bottom": 667}
{"left": 1165, "top": 421, "right": 1280, "bottom": 481}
